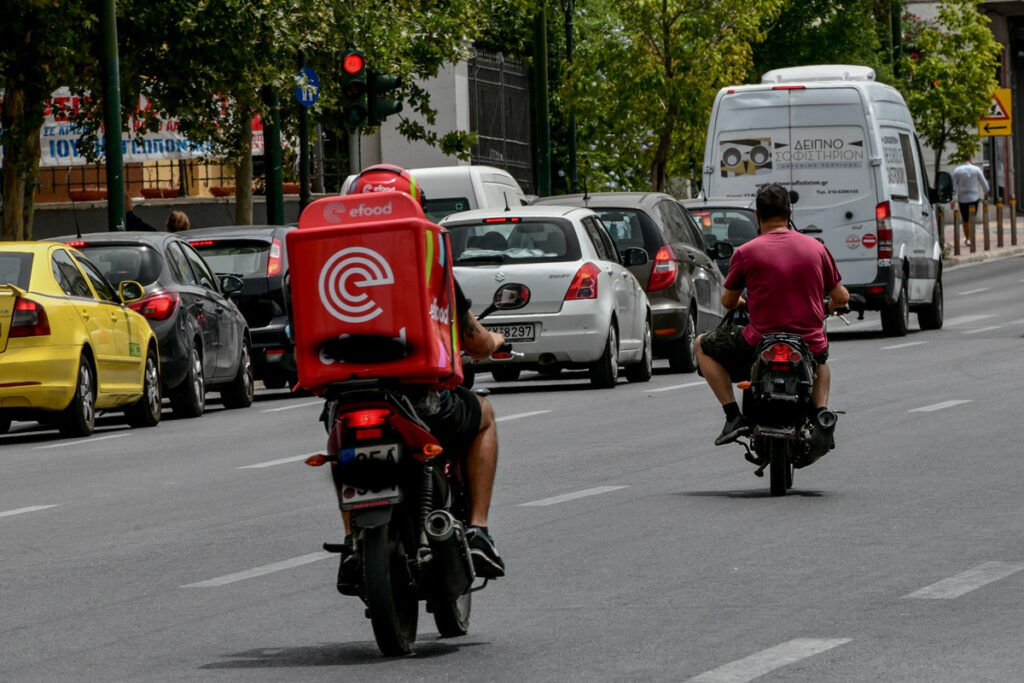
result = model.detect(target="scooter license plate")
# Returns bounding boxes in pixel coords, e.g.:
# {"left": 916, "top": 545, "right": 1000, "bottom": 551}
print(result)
{"left": 338, "top": 443, "right": 403, "bottom": 510}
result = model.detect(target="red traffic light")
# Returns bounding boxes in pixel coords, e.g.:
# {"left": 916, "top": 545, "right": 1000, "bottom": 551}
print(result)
{"left": 342, "top": 52, "right": 365, "bottom": 75}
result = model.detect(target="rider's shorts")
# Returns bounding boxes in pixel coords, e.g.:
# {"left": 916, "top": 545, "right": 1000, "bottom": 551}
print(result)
{"left": 421, "top": 386, "right": 482, "bottom": 454}
{"left": 700, "top": 325, "right": 829, "bottom": 382}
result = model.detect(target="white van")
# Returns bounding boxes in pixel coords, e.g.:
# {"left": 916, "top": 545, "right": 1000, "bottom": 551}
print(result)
{"left": 343, "top": 165, "right": 528, "bottom": 223}
{"left": 701, "top": 64, "right": 952, "bottom": 336}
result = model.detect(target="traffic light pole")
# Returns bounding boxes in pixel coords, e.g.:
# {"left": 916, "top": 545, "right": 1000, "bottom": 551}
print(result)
{"left": 533, "top": 10, "right": 552, "bottom": 197}
{"left": 100, "top": 0, "right": 125, "bottom": 230}
{"left": 348, "top": 128, "right": 361, "bottom": 176}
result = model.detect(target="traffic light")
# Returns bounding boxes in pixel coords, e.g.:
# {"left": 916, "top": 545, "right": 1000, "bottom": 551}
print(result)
{"left": 367, "top": 68, "right": 403, "bottom": 127}
{"left": 340, "top": 50, "right": 368, "bottom": 130}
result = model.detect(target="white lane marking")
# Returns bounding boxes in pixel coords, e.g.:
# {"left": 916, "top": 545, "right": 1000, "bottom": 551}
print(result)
{"left": 261, "top": 400, "right": 323, "bottom": 413}
{"left": 958, "top": 287, "right": 991, "bottom": 296}
{"left": 238, "top": 453, "right": 319, "bottom": 469}
{"left": 944, "top": 314, "right": 996, "bottom": 327}
{"left": 963, "top": 325, "right": 1003, "bottom": 335}
{"left": 880, "top": 341, "right": 928, "bottom": 350}
{"left": 520, "top": 485, "right": 628, "bottom": 507}
{"left": 0, "top": 504, "right": 61, "bottom": 518}
{"left": 904, "top": 562, "right": 1024, "bottom": 599}
{"left": 909, "top": 399, "right": 972, "bottom": 413}
{"left": 496, "top": 410, "right": 552, "bottom": 423}
{"left": 648, "top": 381, "right": 706, "bottom": 393}
{"left": 32, "top": 433, "right": 127, "bottom": 450}
{"left": 687, "top": 638, "right": 852, "bottom": 683}
{"left": 182, "top": 551, "right": 332, "bottom": 588}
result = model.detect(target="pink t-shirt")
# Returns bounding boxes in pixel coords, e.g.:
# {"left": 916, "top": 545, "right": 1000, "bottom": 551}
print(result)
{"left": 723, "top": 229, "right": 842, "bottom": 354}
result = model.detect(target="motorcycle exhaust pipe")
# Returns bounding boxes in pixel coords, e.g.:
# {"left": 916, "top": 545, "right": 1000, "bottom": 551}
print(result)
{"left": 424, "top": 510, "right": 475, "bottom": 597}
{"left": 802, "top": 409, "right": 838, "bottom": 467}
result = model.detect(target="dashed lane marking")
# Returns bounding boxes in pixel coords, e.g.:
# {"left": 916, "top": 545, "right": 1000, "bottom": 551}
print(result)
{"left": 963, "top": 325, "right": 1003, "bottom": 335}
{"left": 957, "top": 287, "right": 992, "bottom": 296}
{"left": 520, "top": 485, "right": 628, "bottom": 507}
{"left": 687, "top": 638, "right": 852, "bottom": 682}
{"left": 648, "top": 381, "right": 706, "bottom": 393}
{"left": 880, "top": 341, "right": 929, "bottom": 350}
{"left": 261, "top": 400, "right": 323, "bottom": 413}
{"left": 32, "top": 433, "right": 126, "bottom": 450}
{"left": 182, "top": 551, "right": 332, "bottom": 588}
{"left": 909, "top": 399, "right": 972, "bottom": 413}
{"left": 496, "top": 410, "right": 552, "bottom": 423}
{"left": 943, "top": 314, "right": 996, "bottom": 326}
{"left": 239, "top": 453, "right": 319, "bottom": 469}
{"left": 904, "top": 562, "right": 1024, "bottom": 599}
{"left": 0, "top": 504, "right": 61, "bottom": 519}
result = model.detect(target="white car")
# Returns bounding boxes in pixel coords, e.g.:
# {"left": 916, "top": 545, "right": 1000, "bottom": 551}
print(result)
{"left": 441, "top": 206, "right": 652, "bottom": 388}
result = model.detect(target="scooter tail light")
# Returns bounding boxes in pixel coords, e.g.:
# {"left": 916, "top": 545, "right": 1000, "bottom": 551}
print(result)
{"left": 342, "top": 408, "right": 391, "bottom": 428}
{"left": 305, "top": 454, "right": 328, "bottom": 467}
{"left": 761, "top": 343, "right": 801, "bottom": 364}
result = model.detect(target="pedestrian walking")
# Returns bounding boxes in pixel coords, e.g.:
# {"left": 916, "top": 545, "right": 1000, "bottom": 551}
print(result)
{"left": 952, "top": 154, "right": 989, "bottom": 247}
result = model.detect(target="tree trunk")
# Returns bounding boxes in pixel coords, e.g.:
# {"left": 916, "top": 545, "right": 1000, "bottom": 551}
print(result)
{"left": 234, "top": 124, "right": 254, "bottom": 225}
{"left": 651, "top": 126, "right": 672, "bottom": 193}
{"left": 1, "top": 88, "right": 40, "bottom": 241}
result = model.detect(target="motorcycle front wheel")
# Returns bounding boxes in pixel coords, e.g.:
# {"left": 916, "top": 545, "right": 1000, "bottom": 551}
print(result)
{"left": 362, "top": 524, "right": 418, "bottom": 655}
{"left": 767, "top": 438, "right": 794, "bottom": 496}
{"left": 432, "top": 589, "right": 472, "bottom": 637}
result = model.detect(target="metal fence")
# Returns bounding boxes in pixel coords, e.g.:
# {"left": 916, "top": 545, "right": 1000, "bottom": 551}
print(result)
{"left": 468, "top": 49, "right": 534, "bottom": 194}
{"left": 36, "top": 159, "right": 239, "bottom": 203}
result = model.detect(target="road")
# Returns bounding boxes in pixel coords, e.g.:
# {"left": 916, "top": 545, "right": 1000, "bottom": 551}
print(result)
{"left": 2, "top": 256, "right": 1023, "bottom": 681}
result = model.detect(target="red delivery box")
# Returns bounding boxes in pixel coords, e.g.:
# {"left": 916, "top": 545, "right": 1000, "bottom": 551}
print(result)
{"left": 287, "top": 191, "right": 463, "bottom": 392}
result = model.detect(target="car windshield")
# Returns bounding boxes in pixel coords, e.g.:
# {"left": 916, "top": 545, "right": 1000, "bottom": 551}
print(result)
{"left": 424, "top": 197, "right": 472, "bottom": 223}
{"left": 688, "top": 208, "right": 759, "bottom": 247}
{"left": 447, "top": 219, "right": 581, "bottom": 265}
{"left": 76, "top": 245, "right": 163, "bottom": 286}
{"left": 0, "top": 252, "right": 33, "bottom": 289}
{"left": 190, "top": 239, "right": 269, "bottom": 276}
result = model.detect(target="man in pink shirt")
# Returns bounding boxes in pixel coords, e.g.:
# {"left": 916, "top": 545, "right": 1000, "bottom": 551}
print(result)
{"left": 696, "top": 183, "right": 849, "bottom": 445}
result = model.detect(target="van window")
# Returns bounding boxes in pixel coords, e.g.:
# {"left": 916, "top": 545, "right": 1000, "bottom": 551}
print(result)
{"left": 424, "top": 197, "right": 472, "bottom": 223}
{"left": 880, "top": 127, "right": 911, "bottom": 198}
{"left": 898, "top": 132, "right": 921, "bottom": 201}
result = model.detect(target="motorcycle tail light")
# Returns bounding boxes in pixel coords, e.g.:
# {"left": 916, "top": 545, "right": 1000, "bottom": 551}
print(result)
{"left": 761, "top": 343, "right": 801, "bottom": 364}
{"left": 342, "top": 408, "right": 391, "bottom": 428}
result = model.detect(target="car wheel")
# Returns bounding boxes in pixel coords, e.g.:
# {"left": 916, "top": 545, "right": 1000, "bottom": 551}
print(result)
{"left": 589, "top": 325, "right": 619, "bottom": 389}
{"left": 491, "top": 367, "right": 521, "bottom": 382}
{"left": 170, "top": 344, "right": 205, "bottom": 418}
{"left": 60, "top": 354, "right": 96, "bottom": 437}
{"left": 917, "top": 278, "right": 944, "bottom": 330}
{"left": 125, "top": 347, "right": 162, "bottom": 427}
{"left": 667, "top": 309, "right": 697, "bottom": 373}
{"left": 881, "top": 279, "right": 909, "bottom": 337}
{"left": 221, "top": 340, "right": 255, "bottom": 409}
{"left": 625, "top": 321, "right": 653, "bottom": 383}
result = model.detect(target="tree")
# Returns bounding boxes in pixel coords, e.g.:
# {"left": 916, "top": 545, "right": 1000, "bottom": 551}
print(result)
{"left": 899, "top": 0, "right": 1001, "bottom": 183}
{"left": 561, "top": 0, "right": 784, "bottom": 192}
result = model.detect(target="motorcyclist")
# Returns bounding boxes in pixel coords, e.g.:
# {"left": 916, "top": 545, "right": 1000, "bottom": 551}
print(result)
{"left": 695, "top": 183, "right": 850, "bottom": 446}
{"left": 333, "top": 164, "right": 507, "bottom": 589}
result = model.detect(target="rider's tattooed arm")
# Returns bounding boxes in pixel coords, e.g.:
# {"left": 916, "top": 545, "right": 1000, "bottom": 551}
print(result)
{"left": 459, "top": 309, "right": 505, "bottom": 361}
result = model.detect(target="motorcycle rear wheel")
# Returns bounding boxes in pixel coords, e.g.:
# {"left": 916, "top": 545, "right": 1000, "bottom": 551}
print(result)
{"left": 363, "top": 524, "right": 418, "bottom": 656}
{"left": 768, "top": 438, "right": 794, "bottom": 496}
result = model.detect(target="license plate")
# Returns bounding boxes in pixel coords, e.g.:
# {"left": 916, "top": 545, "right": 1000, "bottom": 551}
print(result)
{"left": 485, "top": 323, "right": 536, "bottom": 342}
{"left": 338, "top": 443, "right": 403, "bottom": 510}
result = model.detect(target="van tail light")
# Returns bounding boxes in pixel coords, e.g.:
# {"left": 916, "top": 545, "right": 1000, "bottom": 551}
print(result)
{"left": 761, "top": 342, "right": 802, "bottom": 365}
{"left": 267, "top": 238, "right": 282, "bottom": 276}
{"left": 9, "top": 298, "right": 51, "bottom": 337}
{"left": 648, "top": 246, "right": 678, "bottom": 292}
{"left": 875, "top": 201, "right": 893, "bottom": 260}
{"left": 342, "top": 408, "right": 391, "bottom": 428}
{"left": 564, "top": 262, "right": 600, "bottom": 301}
{"left": 128, "top": 290, "right": 179, "bottom": 321}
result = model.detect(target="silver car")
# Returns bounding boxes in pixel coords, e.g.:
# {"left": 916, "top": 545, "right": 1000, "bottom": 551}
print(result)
{"left": 441, "top": 206, "right": 652, "bottom": 388}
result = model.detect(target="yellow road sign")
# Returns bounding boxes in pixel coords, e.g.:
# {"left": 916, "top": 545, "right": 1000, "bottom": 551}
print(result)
{"left": 980, "top": 88, "right": 1012, "bottom": 137}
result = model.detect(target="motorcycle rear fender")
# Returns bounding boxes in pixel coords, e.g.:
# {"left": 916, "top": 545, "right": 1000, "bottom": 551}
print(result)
{"left": 352, "top": 506, "right": 393, "bottom": 529}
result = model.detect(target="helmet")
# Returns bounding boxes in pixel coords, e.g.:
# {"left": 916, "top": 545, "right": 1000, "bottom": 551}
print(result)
{"left": 349, "top": 164, "right": 424, "bottom": 206}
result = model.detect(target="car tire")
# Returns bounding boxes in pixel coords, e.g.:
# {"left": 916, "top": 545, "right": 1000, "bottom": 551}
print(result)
{"left": 917, "top": 278, "right": 944, "bottom": 331}
{"left": 60, "top": 354, "right": 96, "bottom": 437}
{"left": 881, "top": 279, "right": 910, "bottom": 337}
{"left": 667, "top": 309, "right": 697, "bottom": 373}
{"left": 625, "top": 321, "right": 653, "bottom": 383}
{"left": 589, "top": 325, "right": 619, "bottom": 389}
{"left": 221, "top": 340, "right": 255, "bottom": 409}
{"left": 125, "top": 347, "right": 162, "bottom": 428}
{"left": 170, "top": 344, "right": 205, "bottom": 418}
{"left": 491, "top": 367, "right": 521, "bottom": 383}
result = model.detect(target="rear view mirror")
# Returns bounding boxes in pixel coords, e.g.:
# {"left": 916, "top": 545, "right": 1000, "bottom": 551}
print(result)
{"left": 712, "top": 242, "right": 734, "bottom": 260}
{"left": 621, "top": 247, "right": 649, "bottom": 267}
{"left": 119, "top": 280, "right": 145, "bottom": 303}
{"left": 220, "top": 274, "right": 244, "bottom": 296}
{"left": 932, "top": 171, "right": 953, "bottom": 204}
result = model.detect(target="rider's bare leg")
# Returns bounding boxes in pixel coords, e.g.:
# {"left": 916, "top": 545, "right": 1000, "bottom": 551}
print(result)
{"left": 466, "top": 395, "right": 497, "bottom": 527}
{"left": 812, "top": 362, "right": 830, "bottom": 408}
{"left": 695, "top": 334, "right": 736, "bottom": 405}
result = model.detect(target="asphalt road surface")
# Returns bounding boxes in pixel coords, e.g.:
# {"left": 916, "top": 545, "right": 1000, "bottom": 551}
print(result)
{"left": 3, "top": 255, "right": 1023, "bottom": 682}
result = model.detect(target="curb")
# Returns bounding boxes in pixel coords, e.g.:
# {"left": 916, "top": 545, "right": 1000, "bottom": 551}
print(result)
{"left": 943, "top": 245, "right": 1024, "bottom": 267}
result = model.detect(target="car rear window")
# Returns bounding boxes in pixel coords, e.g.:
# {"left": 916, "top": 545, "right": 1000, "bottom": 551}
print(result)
{"left": 586, "top": 208, "right": 662, "bottom": 254}
{"left": 76, "top": 245, "right": 163, "bottom": 286}
{"left": 446, "top": 219, "right": 581, "bottom": 265}
{"left": 190, "top": 239, "right": 269, "bottom": 276}
{"left": 0, "top": 252, "right": 33, "bottom": 289}
{"left": 688, "top": 208, "right": 759, "bottom": 247}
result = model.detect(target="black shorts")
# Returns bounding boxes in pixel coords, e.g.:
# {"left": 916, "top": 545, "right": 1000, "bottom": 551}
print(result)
{"left": 421, "top": 386, "right": 482, "bottom": 454}
{"left": 700, "top": 325, "right": 829, "bottom": 382}
{"left": 959, "top": 200, "right": 979, "bottom": 221}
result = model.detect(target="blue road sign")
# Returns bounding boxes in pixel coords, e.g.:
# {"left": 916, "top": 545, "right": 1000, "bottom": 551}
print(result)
{"left": 295, "top": 67, "right": 320, "bottom": 108}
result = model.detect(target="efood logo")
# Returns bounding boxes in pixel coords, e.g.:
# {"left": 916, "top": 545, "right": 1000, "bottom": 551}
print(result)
{"left": 323, "top": 201, "right": 346, "bottom": 223}
{"left": 318, "top": 247, "right": 395, "bottom": 323}
{"left": 350, "top": 201, "right": 393, "bottom": 218}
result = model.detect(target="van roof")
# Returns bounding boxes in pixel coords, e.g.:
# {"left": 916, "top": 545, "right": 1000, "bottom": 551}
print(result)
{"left": 409, "top": 165, "right": 520, "bottom": 187}
{"left": 761, "top": 64, "right": 876, "bottom": 84}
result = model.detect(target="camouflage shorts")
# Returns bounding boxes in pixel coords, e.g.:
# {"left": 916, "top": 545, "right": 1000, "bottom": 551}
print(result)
{"left": 698, "top": 325, "right": 755, "bottom": 382}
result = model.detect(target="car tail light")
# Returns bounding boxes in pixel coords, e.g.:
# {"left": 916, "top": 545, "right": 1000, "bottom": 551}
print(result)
{"left": 761, "top": 342, "right": 802, "bottom": 364}
{"left": 564, "top": 262, "right": 600, "bottom": 300}
{"left": 267, "top": 238, "right": 282, "bottom": 276}
{"left": 773, "top": 85, "right": 806, "bottom": 90}
{"left": 66, "top": 240, "right": 87, "bottom": 248}
{"left": 128, "top": 290, "right": 179, "bottom": 321}
{"left": 190, "top": 240, "right": 216, "bottom": 247}
{"left": 342, "top": 408, "right": 391, "bottom": 428}
{"left": 483, "top": 217, "right": 521, "bottom": 223}
{"left": 875, "top": 201, "right": 893, "bottom": 260}
{"left": 648, "top": 246, "right": 678, "bottom": 292}
{"left": 9, "top": 298, "right": 50, "bottom": 337}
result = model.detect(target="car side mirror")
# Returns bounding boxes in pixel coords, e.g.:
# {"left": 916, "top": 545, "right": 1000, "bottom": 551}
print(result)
{"left": 712, "top": 241, "right": 734, "bottom": 260}
{"left": 220, "top": 274, "right": 244, "bottom": 297}
{"left": 932, "top": 170, "right": 953, "bottom": 204}
{"left": 118, "top": 280, "right": 145, "bottom": 303}
{"left": 621, "top": 247, "right": 649, "bottom": 267}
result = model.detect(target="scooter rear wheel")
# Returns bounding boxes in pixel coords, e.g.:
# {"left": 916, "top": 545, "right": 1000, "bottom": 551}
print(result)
{"left": 363, "top": 524, "right": 418, "bottom": 655}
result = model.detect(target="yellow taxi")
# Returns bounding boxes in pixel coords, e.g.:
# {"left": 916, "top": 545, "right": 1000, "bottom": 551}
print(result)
{"left": 0, "top": 241, "right": 162, "bottom": 437}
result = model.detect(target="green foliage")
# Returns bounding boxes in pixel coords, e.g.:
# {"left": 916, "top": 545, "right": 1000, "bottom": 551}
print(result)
{"left": 898, "top": 1, "right": 1002, "bottom": 180}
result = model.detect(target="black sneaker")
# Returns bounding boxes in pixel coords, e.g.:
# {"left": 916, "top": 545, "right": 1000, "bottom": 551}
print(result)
{"left": 336, "top": 542, "right": 360, "bottom": 595}
{"left": 715, "top": 414, "right": 751, "bottom": 446}
{"left": 466, "top": 526, "right": 505, "bottom": 578}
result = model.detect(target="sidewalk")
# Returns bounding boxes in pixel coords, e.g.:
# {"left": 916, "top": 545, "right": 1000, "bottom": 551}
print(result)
{"left": 938, "top": 205, "right": 1024, "bottom": 267}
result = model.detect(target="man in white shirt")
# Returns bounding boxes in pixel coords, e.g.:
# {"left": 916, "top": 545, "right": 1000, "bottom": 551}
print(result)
{"left": 952, "top": 156, "right": 990, "bottom": 246}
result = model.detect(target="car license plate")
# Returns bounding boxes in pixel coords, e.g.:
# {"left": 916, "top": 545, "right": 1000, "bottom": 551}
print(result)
{"left": 338, "top": 443, "right": 402, "bottom": 510}
{"left": 485, "top": 323, "right": 536, "bottom": 342}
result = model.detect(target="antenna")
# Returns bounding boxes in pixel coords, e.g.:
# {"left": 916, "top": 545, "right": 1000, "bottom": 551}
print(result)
{"left": 582, "top": 176, "right": 589, "bottom": 202}
{"left": 503, "top": 192, "right": 510, "bottom": 212}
